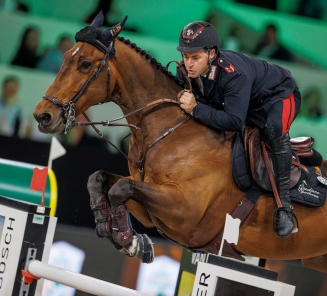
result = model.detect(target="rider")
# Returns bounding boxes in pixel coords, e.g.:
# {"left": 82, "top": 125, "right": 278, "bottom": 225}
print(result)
{"left": 176, "top": 21, "right": 301, "bottom": 238}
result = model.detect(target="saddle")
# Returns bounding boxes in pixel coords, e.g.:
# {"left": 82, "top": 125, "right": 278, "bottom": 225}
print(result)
{"left": 244, "top": 126, "right": 313, "bottom": 192}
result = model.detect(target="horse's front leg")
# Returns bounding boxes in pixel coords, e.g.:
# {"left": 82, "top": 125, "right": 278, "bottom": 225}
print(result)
{"left": 109, "top": 178, "right": 188, "bottom": 233}
{"left": 87, "top": 170, "right": 126, "bottom": 247}
{"left": 87, "top": 170, "right": 155, "bottom": 263}
{"left": 107, "top": 178, "right": 188, "bottom": 264}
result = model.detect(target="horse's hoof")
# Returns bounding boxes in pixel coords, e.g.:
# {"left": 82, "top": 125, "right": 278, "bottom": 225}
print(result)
{"left": 90, "top": 194, "right": 113, "bottom": 238}
{"left": 121, "top": 234, "right": 154, "bottom": 264}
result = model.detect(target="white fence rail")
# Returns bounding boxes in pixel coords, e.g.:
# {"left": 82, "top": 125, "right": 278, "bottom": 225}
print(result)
{"left": 26, "top": 260, "right": 148, "bottom": 296}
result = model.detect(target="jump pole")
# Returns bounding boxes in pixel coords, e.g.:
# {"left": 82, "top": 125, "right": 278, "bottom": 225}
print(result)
{"left": 25, "top": 260, "right": 148, "bottom": 296}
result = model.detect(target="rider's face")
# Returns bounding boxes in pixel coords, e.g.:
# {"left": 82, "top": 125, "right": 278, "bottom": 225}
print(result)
{"left": 182, "top": 49, "right": 215, "bottom": 78}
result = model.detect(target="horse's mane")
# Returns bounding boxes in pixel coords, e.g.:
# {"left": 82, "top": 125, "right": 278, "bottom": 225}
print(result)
{"left": 118, "top": 36, "right": 185, "bottom": 89}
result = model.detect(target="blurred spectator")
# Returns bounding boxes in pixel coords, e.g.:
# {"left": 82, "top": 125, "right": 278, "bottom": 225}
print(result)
{"left": 252, "top": 24, "right": 293, "bottom": 62}
{"left": 37, "top": 35, "right": 74, "bottom": 74}
{"left": 0, "top": 76, "right": 23, "bottom": 137}
{"left": 1, "top": 0, "right": 29, "bottom": 13}
{"left": 236, "top": 0, "right": 277, "bottom": 10}
{"left": 15, "top": 0, "right": 28, "bottom": 12}
{"left": 84, "top": 0, "right": 118, "bottom": 27}
{"left": 84, "top": 0, "right": 138, "bottom": 32}
{"left": 299, "top": 86, "right": 325, "bottom": 119}
{"left": 11, "top": 26, "right": 42, "bottom": 68}
{"left": 221, "top": 25, "right": 242, "bottom": 52}
{"left": 297, "top": 0, "right": 327, "bottom": 20}
{"left": 205, "top": 11, "right": 219, "bottom": 28}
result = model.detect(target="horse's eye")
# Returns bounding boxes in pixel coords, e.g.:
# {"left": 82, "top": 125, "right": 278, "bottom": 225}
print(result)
{"left": 80, "top": 61, "right": 92, "bottom": 70}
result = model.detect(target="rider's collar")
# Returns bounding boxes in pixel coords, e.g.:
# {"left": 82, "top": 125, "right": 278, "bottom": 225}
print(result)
{"left": 199, "top": 55, "right": 218, "bottom": 80}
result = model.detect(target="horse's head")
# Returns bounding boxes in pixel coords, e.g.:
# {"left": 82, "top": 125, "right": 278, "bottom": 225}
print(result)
{"left": 33, "top": 11, "right": 127, "bottom": 134}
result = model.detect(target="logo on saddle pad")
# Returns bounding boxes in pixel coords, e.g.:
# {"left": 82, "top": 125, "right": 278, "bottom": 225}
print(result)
{"left": 298, "top": 180, "right": 320, "bottom": 198}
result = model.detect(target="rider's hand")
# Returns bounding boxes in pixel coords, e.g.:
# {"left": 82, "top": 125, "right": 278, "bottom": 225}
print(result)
{"left": 179, "top": 91, "right": 197, "bottom": 115}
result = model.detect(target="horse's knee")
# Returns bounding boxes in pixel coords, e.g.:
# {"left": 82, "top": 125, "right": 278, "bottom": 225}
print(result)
{"left": 88, "top": 170, "right": 108, "bottom": 184}
{"left": 108, "top": 179, "right": 132, "bottom": 207}
{"left": 87, "top": 170, "right": 108, "bottom": 193}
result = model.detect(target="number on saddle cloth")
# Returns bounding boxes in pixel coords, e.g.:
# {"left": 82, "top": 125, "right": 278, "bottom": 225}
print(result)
{"left": 232, "top": 126, "right": 327, "bottom": 207}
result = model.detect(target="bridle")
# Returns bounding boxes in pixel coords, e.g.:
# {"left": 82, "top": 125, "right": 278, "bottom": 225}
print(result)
{"left": 43, "top": 40, "right": 113, "bottom": 134}
{"left": 42, "top": 39, "right": 191, "bottom": 181}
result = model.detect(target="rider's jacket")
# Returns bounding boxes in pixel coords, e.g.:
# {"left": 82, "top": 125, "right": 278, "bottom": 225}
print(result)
{"left": 176, "top": 50, "right": 300, "bottom": 131}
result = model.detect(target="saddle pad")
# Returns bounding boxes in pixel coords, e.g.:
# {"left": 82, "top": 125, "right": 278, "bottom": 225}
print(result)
{"left": 232, "top": 132, "right": 327, "bottom": 207}
{"left": 232, "top": 132, "right": 253, "bottom": 192}
{"left": 290, "top": 163, "right": 327, "bottom": 207}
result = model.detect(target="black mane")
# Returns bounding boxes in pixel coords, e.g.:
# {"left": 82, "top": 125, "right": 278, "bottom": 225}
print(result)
{"left": 118, "top": 36, "right": 185, "bottom": 89}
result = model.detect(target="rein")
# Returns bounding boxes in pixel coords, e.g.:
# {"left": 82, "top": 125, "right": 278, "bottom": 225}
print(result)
{"left": 78, "top": 100, "right": 191, "bottom": 181}
{"left": 42, "top": 40, "right": 191, "bottom": 181}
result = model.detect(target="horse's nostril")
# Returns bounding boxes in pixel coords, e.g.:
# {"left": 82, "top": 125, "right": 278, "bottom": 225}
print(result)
{"left": 34, "top": 113, "right": 52, "bottom": 125}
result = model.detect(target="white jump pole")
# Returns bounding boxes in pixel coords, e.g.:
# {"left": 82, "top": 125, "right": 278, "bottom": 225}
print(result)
{"left": 26, "top": 260, "right": 149, "bottom": 296}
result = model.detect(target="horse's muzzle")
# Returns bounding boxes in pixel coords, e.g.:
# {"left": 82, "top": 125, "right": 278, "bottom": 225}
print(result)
{"left": 33, "top": 112, "right": 64, "bottom": 134}
{"left": 33, "top": 112, "right": 52, "bottom": 126}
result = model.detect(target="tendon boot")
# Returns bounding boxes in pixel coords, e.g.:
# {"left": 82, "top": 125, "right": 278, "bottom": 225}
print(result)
{"left": 90, "top": 194, "right": 113, "bottom": 238}
{"left": 111, "top": 205, "right": 134, "bottom": 246}
{"left": 270, "top": 132, "right": 295, "bottom": 238}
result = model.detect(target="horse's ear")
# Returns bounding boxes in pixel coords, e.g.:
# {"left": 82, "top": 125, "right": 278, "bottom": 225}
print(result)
{"left": 90, "top": 11, "right": 104, "bottom": 28}
{"left": 101, "top": 15, "right": 128, "bottom": 41}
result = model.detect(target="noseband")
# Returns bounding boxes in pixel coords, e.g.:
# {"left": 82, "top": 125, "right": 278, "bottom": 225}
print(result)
{"left": 43, "top": 40, "right": 113, "bottom": 134}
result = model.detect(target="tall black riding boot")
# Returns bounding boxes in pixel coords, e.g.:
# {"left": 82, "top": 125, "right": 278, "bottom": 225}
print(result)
{"left": 270, "top": 132, "right": 294, "bottom": 238}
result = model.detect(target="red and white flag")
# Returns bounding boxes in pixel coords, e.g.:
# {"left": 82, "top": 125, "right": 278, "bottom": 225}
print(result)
{"left": 30, "top": 167, "right": 48, "bottom": 207}
{"left": 30, "top": 167, "right": 48, "bottom": 192}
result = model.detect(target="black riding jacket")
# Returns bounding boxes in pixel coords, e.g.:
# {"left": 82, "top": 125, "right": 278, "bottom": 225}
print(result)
{"left": 176, "top": 50, "right": 299, "bottom": 131}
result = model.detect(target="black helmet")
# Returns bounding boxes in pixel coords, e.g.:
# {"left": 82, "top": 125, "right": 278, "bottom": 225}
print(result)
{"left": 177, "top": 21, "right": 219, "bottom": 52}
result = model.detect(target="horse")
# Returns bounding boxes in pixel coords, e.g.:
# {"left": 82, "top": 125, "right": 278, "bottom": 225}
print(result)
{"left": 33, "top": 12, "right": 327, "bottom": 273}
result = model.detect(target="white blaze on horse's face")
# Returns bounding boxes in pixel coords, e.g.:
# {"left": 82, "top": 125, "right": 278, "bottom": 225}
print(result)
{"left": 72, "top": 47, "right": 80, "bottom": 56}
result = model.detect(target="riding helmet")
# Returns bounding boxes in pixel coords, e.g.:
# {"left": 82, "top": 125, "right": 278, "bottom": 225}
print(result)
{"left": 177, "top": 21, "right": 219, "bottom": 52}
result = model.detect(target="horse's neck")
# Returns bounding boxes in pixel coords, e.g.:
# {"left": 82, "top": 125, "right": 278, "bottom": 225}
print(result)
{"left": 111, "top": 44, "right": 183, "bottom": 140}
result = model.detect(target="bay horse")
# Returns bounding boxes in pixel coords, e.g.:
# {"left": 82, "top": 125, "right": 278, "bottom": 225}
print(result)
{"left": 33, "top": 13, "right": 327, "bottom": 273}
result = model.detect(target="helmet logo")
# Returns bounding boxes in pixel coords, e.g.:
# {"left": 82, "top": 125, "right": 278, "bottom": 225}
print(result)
{"left": 182, "top": 23, "right": 205, "bottom": 40}
{"left": 186, "top": 29, "right": 194, "bottom": 36}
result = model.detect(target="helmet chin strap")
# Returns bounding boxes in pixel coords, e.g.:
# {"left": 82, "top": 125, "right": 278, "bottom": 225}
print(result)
{"left": 200, "top": 49, "right": 217, "bottom": 78}
{"left": 208, "top": 48, "right": 217, "bottom": 68}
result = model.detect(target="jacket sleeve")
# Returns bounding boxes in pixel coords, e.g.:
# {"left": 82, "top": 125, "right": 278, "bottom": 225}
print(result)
{"left": 192, "top": 72, "right": 252, "bottom": 131}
